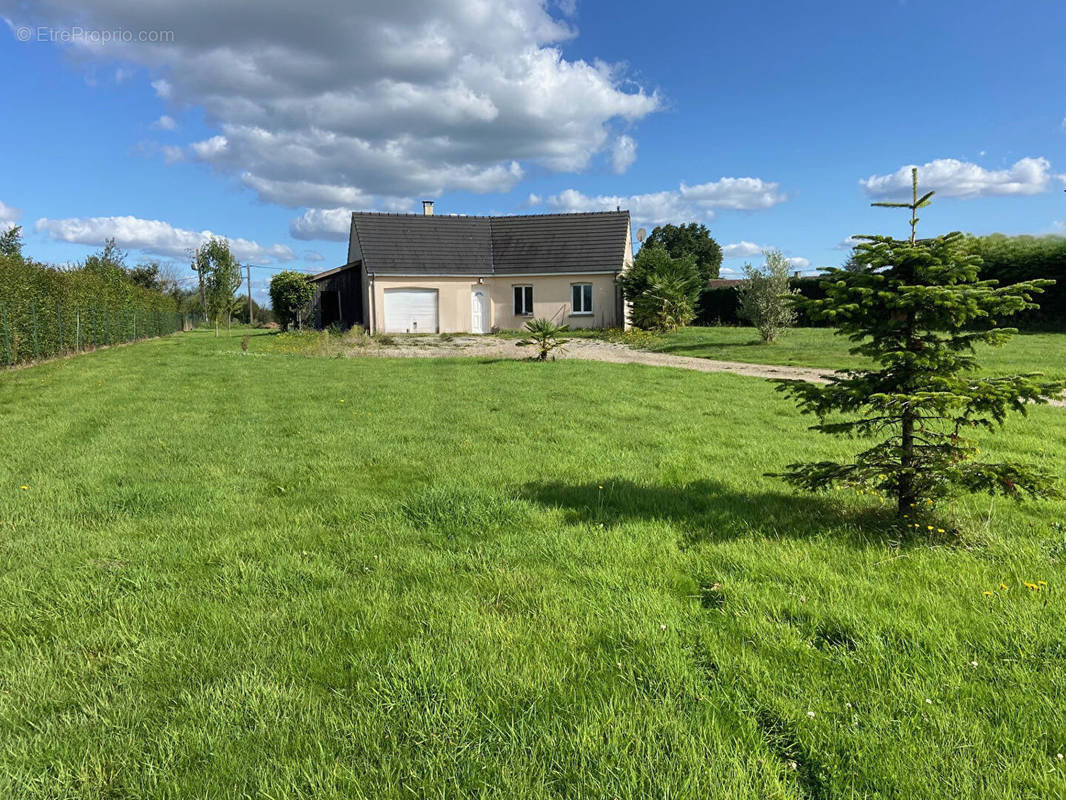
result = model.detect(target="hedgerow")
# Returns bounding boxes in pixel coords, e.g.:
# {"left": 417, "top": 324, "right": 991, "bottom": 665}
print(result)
{"left": 0, "top": 249, "right": 187, "bottom": 366}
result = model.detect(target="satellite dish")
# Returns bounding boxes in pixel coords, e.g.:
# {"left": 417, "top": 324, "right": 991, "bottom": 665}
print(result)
{"left": 636, "top": 228, "right": 646, "bottom": 243}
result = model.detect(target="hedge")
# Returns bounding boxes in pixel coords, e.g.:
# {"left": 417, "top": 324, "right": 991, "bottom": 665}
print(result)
{"left": 0, "top": 255, "right": 190, "bottom": 367}
{"left": 696, "top": 235, "right": 1066, "bottom": 331}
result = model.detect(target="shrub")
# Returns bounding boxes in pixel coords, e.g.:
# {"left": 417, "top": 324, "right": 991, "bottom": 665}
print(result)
{"left": 269, "top": 271, "right": 314, "bottom": 332}
{"left": 516, "top": 318, "right": 570, "bottom": 360}
{"left": 737, "top": 249, "right": 799, "bottom": 342}
{"left": 620, "top": 245, "right": 701, "bottom": 331}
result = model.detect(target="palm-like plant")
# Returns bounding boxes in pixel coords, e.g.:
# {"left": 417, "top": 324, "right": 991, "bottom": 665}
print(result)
{"left": 516, "top": 318, "right": 570, "bottom": 361}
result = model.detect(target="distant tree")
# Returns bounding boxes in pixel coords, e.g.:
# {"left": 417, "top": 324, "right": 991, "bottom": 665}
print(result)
{"left": 620, "top": 245, "right": 701, "bottom": 330}
{"left": 83, "top": 238, "right": 127, "bottom": 282}
{"left": 642, "top": 223, "right": 723, "bottom": 282}
{"left": 0, "top": 225, "right": 23, "bottom": 260}
{"left": 127, "top": 262, "right": 162, "bottom": 291}
{"left": 269, "top": 270, "right": 314, "bottom": 331}
{"left": 737, "top": 249, "right": 799, "bottom": 342}
{"left": 773, "top": 168, "right": 1064, "bottom": 521}
{"left": 196, "top": 239, "right": 243, "bottom": 335}
{"left": 842, "top": 251, "right": 865, "bottom": 272}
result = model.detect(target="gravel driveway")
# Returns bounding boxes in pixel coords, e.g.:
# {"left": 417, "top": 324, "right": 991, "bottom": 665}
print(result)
{"left": 356, "top": 335, "right": 1066, "bottom": 406}
{"left": 367, "top": 336, "right": 831, "bottom": 383}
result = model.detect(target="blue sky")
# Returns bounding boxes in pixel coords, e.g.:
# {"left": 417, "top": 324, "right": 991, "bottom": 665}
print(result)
{"left": 1, "top": 0, "right": 1064, "bottom": 303}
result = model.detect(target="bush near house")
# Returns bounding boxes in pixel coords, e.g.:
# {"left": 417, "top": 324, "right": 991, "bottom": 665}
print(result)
{"left": 619, "top": 245, "right": 701, "bottom": 331}
{"left": 269, "top": 270, "right": 315, "bottom": 331}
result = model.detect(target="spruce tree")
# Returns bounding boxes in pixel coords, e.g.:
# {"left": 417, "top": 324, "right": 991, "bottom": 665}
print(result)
{"left": 773, "top": 169, "right": 1064, "bottom": 521}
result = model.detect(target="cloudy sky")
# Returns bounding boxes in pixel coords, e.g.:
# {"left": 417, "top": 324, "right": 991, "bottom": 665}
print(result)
{"left": 2, "top": 0, "right": 1064, "bottom": 301}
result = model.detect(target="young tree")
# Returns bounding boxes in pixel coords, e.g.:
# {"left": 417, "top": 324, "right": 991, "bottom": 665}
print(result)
{"left": 642, "top": 222, "right": 723, "bottom": 282}
{"left": 737, "top": 249, "right": 799, "bottom": 342}
{"left": 619, "top": 245, "right": 701, "bottom": 330}
{"left": 269, "top": 271, "right": 314, "bottom": 331}
{"left": 773, "top": 169, "right": 1064, "bottom": 521}
{"left": 196, "top": 239, "right": 243, "bottom": 336}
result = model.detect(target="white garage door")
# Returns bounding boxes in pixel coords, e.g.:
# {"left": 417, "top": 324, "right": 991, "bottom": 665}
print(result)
{"left": 383, "top": 288, "right": 438, "bottom": 333}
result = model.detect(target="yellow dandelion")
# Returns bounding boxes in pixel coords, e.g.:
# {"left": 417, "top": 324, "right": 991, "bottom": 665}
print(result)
{"left": 927, "top": 525, "right": 934, "bottom": 531}
{"left": 999, "top": 583, "right": 1008, "bottom": 591}
{"left": 1038, "top": 581, "right": 1047, "bottom": 587}
{"left": 1024, "top": 582, "right": 1038, "bottom": 590}
{"left": 20, "top": 485, "right": 28, "bottom": 491}
{"left": 937, "top": 528, "right": 945, "bottom": 533}
{"left": 983, "top": 591, "right": 993, "bottom": 597}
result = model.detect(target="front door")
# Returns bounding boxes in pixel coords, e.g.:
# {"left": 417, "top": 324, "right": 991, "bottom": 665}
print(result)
{"left": 471, "top": 287, "right": 489, "bottom": 333}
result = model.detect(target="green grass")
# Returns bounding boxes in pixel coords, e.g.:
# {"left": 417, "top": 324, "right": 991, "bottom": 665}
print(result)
{"left": 1, "top": 329, "right": 1065, "bottom": 798}
{"left": 648, "top": 326, "right": 1066, "bottom": 378}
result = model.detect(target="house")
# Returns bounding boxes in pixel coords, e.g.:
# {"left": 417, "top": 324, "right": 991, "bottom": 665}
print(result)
{"left": 309, "top": 203, "right": 633, "bottom": 333}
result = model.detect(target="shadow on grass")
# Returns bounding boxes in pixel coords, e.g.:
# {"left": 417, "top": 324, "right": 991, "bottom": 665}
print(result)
{"left": 520, "top": 478, "right": 897, "bottom": 548}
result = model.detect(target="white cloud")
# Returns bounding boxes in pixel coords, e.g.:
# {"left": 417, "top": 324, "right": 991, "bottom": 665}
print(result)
{"left": 680, "top": 177, "right": 787, "bottom": 210}
{"left": 161, "top": 145, "right": 184, "bottom": 164}
{"left": 786, "top": 256, "right": 810, "bottom": 269}
{"left": 303, "top": 250, "right": 325, "bottom": 262}
{"left": 544, "top": 175, "right": 787, "bottom": 227}
{"left": 861, "top": 157, "right": 1055, "bottom": 199}
{"left": 150, "top": 114, "right": 177, "bottom": 131}
{"left": 34, "top": 215, "right": 295, "bottom": 263}
{"left": 836, "top": 235, "right": 863, "bottom": 250}
{"left": 11, "top": 0, "right": 661, "bottom": 207}
{"left": 289, "top": 208, "right": 353, "bottom": 241}
{"left": 610, "top": 135, "right": 636, "bottom": 174}
{"left": 0, "top": 200, "right": 22, "bottom": 231}
{"left": 190, "top": 135, "right": 227, "bottom": 159}
{"left": 722, "top": 241, "right": 764, "bottom": 258}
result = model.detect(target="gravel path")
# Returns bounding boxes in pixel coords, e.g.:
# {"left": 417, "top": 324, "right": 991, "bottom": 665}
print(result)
{"left": 358, "top": 336, "right": 1065, "bottom": 405}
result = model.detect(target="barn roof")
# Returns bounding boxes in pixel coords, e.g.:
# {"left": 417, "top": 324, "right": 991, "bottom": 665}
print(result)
{"left": 331, "top": 210, "right": 630, "bottom": 277}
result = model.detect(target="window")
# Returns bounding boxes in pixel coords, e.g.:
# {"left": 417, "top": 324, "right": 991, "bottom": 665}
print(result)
{"left": 571, "top": 283, "right": 593, "bottom": 315}
{"left": 513, "top": 285, "right": 533, "bottom": 316}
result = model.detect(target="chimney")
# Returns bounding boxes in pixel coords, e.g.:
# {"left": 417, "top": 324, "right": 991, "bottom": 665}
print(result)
{"left": 422, "top": 200, "right": 434, "bottom": 216}
{"left": 793, "top": 270, "right": 801, "bottom": 279}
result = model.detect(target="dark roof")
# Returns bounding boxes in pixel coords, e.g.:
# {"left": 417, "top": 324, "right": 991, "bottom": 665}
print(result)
{"left": 346, "top": 210, "right": 629, "bottom": 276}
{"left": 490, "top": 212, "right": 630, "bottom": 275}
{"left": 352, "top": 213, "right": 491, "bottom": 275}
{"left": 706, "top": 278, "right": 743, "bottom": 288}
{"left": 309, "top": 260, "right": 360, "bottom": 282}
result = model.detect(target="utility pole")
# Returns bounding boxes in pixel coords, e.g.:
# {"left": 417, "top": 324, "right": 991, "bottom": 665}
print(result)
{"left": 246, "top": 264, "right": 253, "bottom": 325}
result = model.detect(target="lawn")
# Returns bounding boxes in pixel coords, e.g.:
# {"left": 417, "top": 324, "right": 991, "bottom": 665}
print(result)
{"left": 647, "top": 326, "right": 1066, "bottom": 379}
{"left": 1, "top": 329, "right": 1065, "bottom": 798}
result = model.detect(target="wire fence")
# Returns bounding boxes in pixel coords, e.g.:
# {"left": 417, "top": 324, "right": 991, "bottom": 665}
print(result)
{"left": 0, "top": 302, "right": 201, "bottom": 368}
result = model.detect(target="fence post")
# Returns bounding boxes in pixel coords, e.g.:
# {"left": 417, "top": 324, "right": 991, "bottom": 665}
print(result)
{"left": 1, "top": 302, "right": 10, "bottom": 367}
{"left": 76, "top": 309, "right": 80, "bottom": 353}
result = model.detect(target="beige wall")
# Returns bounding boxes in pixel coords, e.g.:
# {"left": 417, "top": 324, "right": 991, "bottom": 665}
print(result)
{"left": 367, "top": 272, "right": 622, "bottom": 333}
